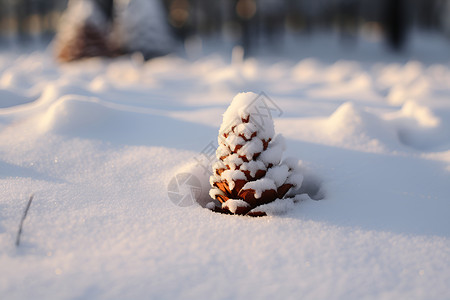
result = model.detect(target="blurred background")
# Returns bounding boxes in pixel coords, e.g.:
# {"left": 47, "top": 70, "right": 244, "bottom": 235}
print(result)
{"left": 1, "top": 0, "right": 450, "bottom": 58}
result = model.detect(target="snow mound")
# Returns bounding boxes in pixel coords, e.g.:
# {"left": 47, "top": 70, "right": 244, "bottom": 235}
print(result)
{"left": 35, "top": 95, "right": 215, "bottom": 149}
{"left": 388, "top": 101, "right": 450, "bottom": 150}
{"left": 0, "top": 68, "right": 34, "bottom": 90}
{"left": 39, "top": 96, "right": 111, "bottom": 134}
{"left": 397, "top": 101, "right": 440, "bottom": 128}
{"left": 291, "top": 58, "right": 323, "bottom": 82}
{"left": 168, "top": 160, "right": 213, "bottom": 208}
{"left": 325, "top": 102, "right": 396, "bottom": 152}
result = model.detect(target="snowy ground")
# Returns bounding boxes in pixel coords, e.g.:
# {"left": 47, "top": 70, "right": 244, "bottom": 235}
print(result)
{"left": 1, "top": 35, "right": 450, "bottom": 299}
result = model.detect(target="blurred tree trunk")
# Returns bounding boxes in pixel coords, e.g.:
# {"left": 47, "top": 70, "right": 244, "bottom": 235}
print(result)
{"left": 383, "top": 0, "right": 408, "bottom": 51}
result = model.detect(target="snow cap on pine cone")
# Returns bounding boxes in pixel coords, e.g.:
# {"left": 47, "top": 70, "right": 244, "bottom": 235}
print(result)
{"left": 209, "top": 92, "right": 304, "bottom": 216}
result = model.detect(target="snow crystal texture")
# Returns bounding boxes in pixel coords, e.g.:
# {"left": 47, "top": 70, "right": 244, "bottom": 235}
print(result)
{"left": 1, "top": 40, "right": 450, "bottom": 299}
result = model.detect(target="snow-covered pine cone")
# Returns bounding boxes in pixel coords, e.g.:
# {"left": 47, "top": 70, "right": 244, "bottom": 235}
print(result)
{"left": 54, "top": 0, "right": 114, "bottom": 62}
{"left": 209, "top": 92, "right": 303, "bottom": 216}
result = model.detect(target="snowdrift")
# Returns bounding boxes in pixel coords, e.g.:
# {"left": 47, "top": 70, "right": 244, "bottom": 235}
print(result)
{"left": 0, "top": 49, "right": 450, "bottom": 300}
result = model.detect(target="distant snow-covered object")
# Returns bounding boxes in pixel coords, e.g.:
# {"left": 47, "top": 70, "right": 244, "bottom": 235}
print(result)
{"left": 53, "top": 0, "right": 174, "bottom": 61}
{"left": 53, "top": 0, "right": 113, "bottom": 62}
{"left": 113, "top": 0, "right": 175, "bottom": 59}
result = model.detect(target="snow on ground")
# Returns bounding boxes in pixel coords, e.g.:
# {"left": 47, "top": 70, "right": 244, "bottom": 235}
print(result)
{"left": 1, "top": 35, "right": 450, "bottom": 299}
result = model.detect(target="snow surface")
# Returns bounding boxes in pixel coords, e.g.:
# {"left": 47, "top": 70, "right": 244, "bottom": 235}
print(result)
{"left": 1, "top": 38, "right": 450, "bottom": 299}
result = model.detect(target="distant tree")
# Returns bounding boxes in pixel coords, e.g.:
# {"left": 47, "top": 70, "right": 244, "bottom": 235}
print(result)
{"left": 383, "top": 0, "right": 408, "bottom": 51}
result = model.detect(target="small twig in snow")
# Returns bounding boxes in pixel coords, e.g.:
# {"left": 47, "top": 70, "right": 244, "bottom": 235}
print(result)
{"left": 15, "top": 194, "right": 34, "bottom": 247}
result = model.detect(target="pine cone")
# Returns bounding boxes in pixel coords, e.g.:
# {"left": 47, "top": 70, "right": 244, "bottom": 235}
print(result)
{"left": 56, "top": 23, "right": 113, "bottom": 62}
{"left": 54, "top": 0, "right": 116, "bottom": 62}
{"left": 209, "top": 92, "right": 303, "bottom": 216}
